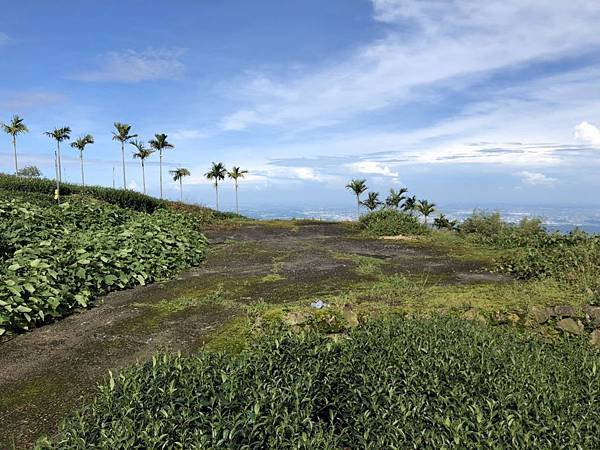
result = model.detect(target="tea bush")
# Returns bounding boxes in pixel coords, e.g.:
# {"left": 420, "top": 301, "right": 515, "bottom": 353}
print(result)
{"left": 0, "top": 197, "right": 208, "bottom": 334}
{"left": 360, "top": 208, "right": 429, "bottom": 236}
{"left": 38, "top": 316, "right": 600, "bottom": 449}
{"left": 0, "top": 173, "right": 164, "bottom": 212}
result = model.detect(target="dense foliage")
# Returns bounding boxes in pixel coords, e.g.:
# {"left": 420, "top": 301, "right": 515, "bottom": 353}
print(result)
{"left": 38, "top": 316, "right": 600, "bottom": 449}
{"left": 459, "top": 211, "right": 547, "bottom": 248}
{"left": 0, "top": 173, "right": 164, "bottom": 212}
{"left": 0, "top": 197, "right": 208, "bottom": 334}
{"left": 359, "top": 208, "right": 429, "bottom": 236}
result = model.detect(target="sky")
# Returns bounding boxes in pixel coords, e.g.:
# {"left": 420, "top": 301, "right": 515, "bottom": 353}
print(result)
{"left": 2, "top": 0, "right": 600, "bottom": 212}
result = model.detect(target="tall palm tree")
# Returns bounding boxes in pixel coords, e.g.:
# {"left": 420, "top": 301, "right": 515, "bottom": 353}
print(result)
{"left": 417, "top": 200, "right": 436, "bottom": 225}
{"left": 361, "top": 192, "right": 382, "bottom": 211}
{"left": 44, "top": 127, "right": 71, "bottom": 203}
{"left": 227, "top": 166, "right": 248, "bottom": 214}
{"left": 112, "top": 122, "right": 137, "bottom": 189}
{"left": 386, "top": 187, "right": 408, "bottom": 209}
{"left": 2, "top": 115, "right": 28, "bottom": 175}
{"left": 170, "top": 167, "right": 191, "bottom": 202}
{"left": 403, "top": 195, "right": 418, "bottom": 216}
{"left": 69, "top": 134, "right": 94, "bottom": 186}
{"left": 346, "top": 179, "right": 368, "bottom": 218}
{"left": 205, "top": 162, "right": 227, "bottom": 210}
{"left": 148, "top": 133, "right": 174, "bottom": 199}
{"left": 130, "top": 139, "right": 153, "bottom": 194}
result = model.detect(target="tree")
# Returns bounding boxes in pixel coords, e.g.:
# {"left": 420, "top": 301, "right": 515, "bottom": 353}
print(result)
{"left": 346, "top": 179, "right": 368, "bottom": 218}
{"left": 417, "top": 200, "right": 436, "bottom": 225}
{"left": 112, "top": 122, "right": 137, "bottom": 189}
{"left": 148, "top": 133, "right": 174, "bottom": 199}
{"left": 205, "top": 162, "right": 227, "bottom": 210}
{"left": 227, "top": 166, "right": 248, "bottom": 214}
{"left": 386, "top": 187, "right": 408, "bottom": 209}
{"left": 17, "top": 165, "right": 41, "bottom": 178}
{"left": 131, "top": 139, "right": 154, "bottom": 195}
{"left": 70, "top": 134, "right": 94, "bottom": 186}
{"left": 403, "top": 195, "right": 417, "bottom": 215}
{"left": 1, "top": 115, "right": 28, "bottom": 175}
{"left": 433, "top": 213, "right": 457, "bottom": 231}
{"left": 44, "top": 127, "right": 71, "bottom": 203}
{"left": 361, "top": 191, "right": 382, "bottom": 211}
{"left": 170, "top": 167, "right": 191, "bottom": 202}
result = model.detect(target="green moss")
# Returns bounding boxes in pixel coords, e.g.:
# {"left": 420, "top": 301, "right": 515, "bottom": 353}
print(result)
{"left": 198, "top": 316, "right": 251, "bottom": 354}
{"left": 261, "top": 273, "right": 286, "bottom": 282}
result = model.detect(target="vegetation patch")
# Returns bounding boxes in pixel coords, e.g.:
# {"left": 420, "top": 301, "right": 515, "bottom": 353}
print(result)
{"left": 359, "top": 208, "right": 429, "bottom": 237}
{"left": 38, "top": 316, "right": 600, "bottom": 449}
{"left": 0, "top": 197, "right": 208, "bottom": 334}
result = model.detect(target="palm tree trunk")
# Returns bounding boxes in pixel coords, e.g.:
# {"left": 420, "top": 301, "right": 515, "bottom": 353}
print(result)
{"left": 12, "top": 136, "right": 18, "bottom": 176}
{"left": 179, "top": 178, "right": 183, "bottom": 202}
{"left": 121, "top": 142, "right": 126, "bottom": 189}
{"left": 80, "top": 151, "right": 85, "bottom": 186}
{"left": 215, "top": 182, "right": 219, "bottom": 211}
{"left": 159, "top": 151, "right": 163, "bottom": 199}
{"left": 57, "top": 141, "right": 62, "bottom": 183}
{"left": 54, "top": 148, "right": 60, "bottom": 204}
{"left": 235, "top": 181, "right": 239, "bottom": 214}
{"left": 141, "top": 160, "right": 146, "bottom": 194}
{"left": 356, "top": 196, "right": 360, "bottom": 220}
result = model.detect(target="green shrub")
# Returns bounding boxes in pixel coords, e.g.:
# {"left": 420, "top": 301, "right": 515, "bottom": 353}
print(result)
{"left": 38, "top": 316, "right": 600, "bottom": 449}
{"left": 165, "top": 200, "right": 247, "bottom": 226}
{"left": 0, "top": 197, "right": 208, "bottom": 334}
{"left": 359, "top": 208, "right": 429, "bottom": 236}
{"left": 459, "top": 211, "right": 546, "bottom": 248}
{"left": 0, "top": 173, "right": 164, "bottom": 213}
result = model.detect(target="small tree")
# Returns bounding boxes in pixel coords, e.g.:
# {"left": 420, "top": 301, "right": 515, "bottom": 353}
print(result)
{"left": 148, "top": 133, "right": 174, "bottom": 199}
{"left": 433, "top": 213, "right": 457, "bottom": 231}
{"left": 1, "top": 115, "right": 29, "bottom": 175}
{"left": 227, "top": 166, "right": 248, "bottom": 214}
{"left": 205, "top": 162, "right": 227, "bottom": 210}
{"left": 70, "top": 134, "right": 94, "bottom": 186}
{"left": 385, "top": 187, "right": 408, "bottom": 209}
{"left": 112, "top": 122, "right": 137, "bottom": 189}
{"left": 170, "top": 168, "right": 191, "bottom": 202}
{"left": 17, "top": 165, "right": 41, "bottom": 178}
{"left": 131, "top": 139, "right": 153, "bottom": 194}
{"left": 346, "top": 179, "right": 368, "bottom": 218}
{"left": 403, "top": 195, "right": 417, "bottom": 215}
{"left": 361, "top": 192, "right": 383, "bottom": 211}
{"left": 417, "top": 200, "right": 436, "bottom": 225}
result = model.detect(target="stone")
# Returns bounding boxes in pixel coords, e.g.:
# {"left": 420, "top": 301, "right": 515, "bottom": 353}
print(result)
{"left": 531, "top": 306, "right": 552, "bottom": 324}
{"left": 342, "top": 304, "right": 359, "bottom": 328}
{"left": 552, "top": 305, "right": 576, "bottom": 317}
{"left": 556, "top": 318, "right": 584, "bottom": 335}
{"left": 583, "top": 306, "right": 600, "bottom": 326}
{"left": 590, "top": 329, "right": 600, "bottom": 348}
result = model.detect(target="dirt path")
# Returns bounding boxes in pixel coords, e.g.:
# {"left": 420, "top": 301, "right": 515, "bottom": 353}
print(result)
{"left": 0, "top": 222, "right": 503, "bottom": 448}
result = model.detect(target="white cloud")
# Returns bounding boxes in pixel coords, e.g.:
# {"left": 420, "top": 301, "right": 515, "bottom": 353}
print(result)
{"left": 72, "top": 48, "right": 186, "bottom": 83}
{"left": 0, "top": 91, "right": 65, "bottom": 110}
{"left": 519, "top": 171, "right": 557, "bottom": 186}
{"left": 169, "top": 129, "right": 206, "bottom": 141}
{"left": 220, "top": 1, "right": 600, "bottom": 131}
{"left": 348, "top": 161, "right": 398, "bottom": 177}
{"left": 574, "top": 121, "right": 600, "bottom": 146}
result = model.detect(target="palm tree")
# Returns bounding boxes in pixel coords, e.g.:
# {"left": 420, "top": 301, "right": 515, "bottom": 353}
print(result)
{"left": 205, "top": 162, "right": 227, "bottom": 210}
{"left": 148, "top": 133, "right": 174, "bottom": 199}
{"left": 346, "top": 179, "right": 368, "bottom": 218}
{"left": 386, "top": 187, "right": 408, "bottom": 209}
{"left": 70, "top": 134, "right": 94, "bottom": 186}
{"left": 2, "top": 115, "right": 29, "bottom": 175}
{"left": 433, "top": 213, "right": 457, "bottom": 231}
{"left": 112, "top": 122, "right": 137, "bottom": 189}
{"left": 417, "top": 200, "right": 436, "bottom": 225}
{"left": 403, "top": 195, "right": 418, "bottom": 215}
{"left": 170, "top": 168, "right": 191, "bottom": 202}
{"left": 130, "top": 139, "right": 153, "bottom": 194}
{"left": 44, "top": 127, "right": 71, "bottom": 203}
{"left": 227, "top": 166, "right": 248, "bottom": 214}
{"left": 361, "top": 192, "right": 382, "bottom": 211}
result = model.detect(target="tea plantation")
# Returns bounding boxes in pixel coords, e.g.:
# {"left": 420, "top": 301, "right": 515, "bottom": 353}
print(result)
{"left": 0, "top": 196, "right": 208, "bottom": 334}
{"left": 37, "top": 316, "right": 600, "bottom": 449}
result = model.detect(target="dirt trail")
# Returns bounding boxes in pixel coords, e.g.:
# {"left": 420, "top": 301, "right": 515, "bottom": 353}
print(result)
{"left": 0, "top": 222, "right": 503, "bottom": 448}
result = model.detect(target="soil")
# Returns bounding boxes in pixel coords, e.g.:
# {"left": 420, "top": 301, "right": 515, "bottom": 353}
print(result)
{"left": 0, "top": 221, "right": 506, "bottom": 448}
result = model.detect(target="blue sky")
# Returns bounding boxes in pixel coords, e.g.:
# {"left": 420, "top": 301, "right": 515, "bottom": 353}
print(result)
{"left": 3, "top": 0, "right": 600, "bottom": 213}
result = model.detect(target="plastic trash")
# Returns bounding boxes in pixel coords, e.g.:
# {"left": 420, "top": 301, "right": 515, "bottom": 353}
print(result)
{"left": 311, "top": 299, "right": 327, "bottom": 309}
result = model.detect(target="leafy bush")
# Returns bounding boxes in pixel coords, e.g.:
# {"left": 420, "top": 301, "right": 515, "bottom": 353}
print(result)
{"left": 359, "top": 208, "right": 429, "bottom": 236}
{"left": 0, "top": 197, "right": 208, "bottom": 334}
{"left": 0, "top": 173, "right": 164, "bottom": 213}
{"left": 165, "top": 200, "right": 247, "bottom": 225}
{"left": 459, "top": 211, "right": 546, "bottom": 248}
{"left": 38, "top": 316, "right": 600, "bottom": 449}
